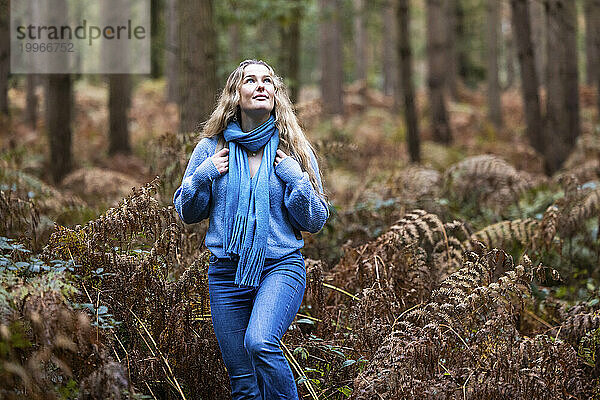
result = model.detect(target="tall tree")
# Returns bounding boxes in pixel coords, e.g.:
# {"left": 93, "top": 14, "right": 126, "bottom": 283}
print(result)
{"left": 178, "top": 0, "right": 217, "bottom": 133}
{"left": 103, "top": 1, "right": 132, "bottom": 154}
{"left": 398, "top": 0, "right": 420, "bottom": 162}
{"left": 510, "top": 0, "right": 544, "bottom": 156}
{"left": 502, "top": 7, "right": 517, "bottom": 89}
{"left": 354, "top": 0, "right": 367, "bottom": 83}
{"left": 165, "top": 0, "right": 178, "bottom": 103}
{"left": 319, "top": 0, "right": 344, "bottom": 116}
{"left": 588, "top": 0, "right": 600, "bottom": 114}
{"left": 584, "top": 0, "right": 599, "bottom": 86}
{"left": 46, "top": 75, "right": 72, "bottom": 183}
{"left": 45, "top": 0, "right": 72, "bottom": 183}
{"left": 151, "top": 0, "right": 163, "bottom": 78}
{"left": 26, "top": 76, "right": 38, "bottom": 129}
{"left": 279, "top": 1, "right": 302, "bottom": 103}
{"left": 544, "top": 0, "right": 579, "bottom": 173}
{"left": 529, "top": 0, "right": 547, "bottom": 87}
{"left": 382, "top": 0, "right": 398, "bottom": 103}
{"left": 426, "top": 0, "right": 452, "bottom": 144}
{"left": 108, "top": 76, "right": 132, "bottom": 155}
{"left": 0, "top": 0, "right": 9, "bottom": 117}
{"left": 445, "top": 0, "right": 460, "bottom": 99}
{"left": 486, "top": 0, "right": 502, "bottom": 127}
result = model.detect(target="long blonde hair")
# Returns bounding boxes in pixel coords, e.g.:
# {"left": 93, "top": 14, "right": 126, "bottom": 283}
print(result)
{"left": 199, "top": 59, "right": 326, "bottom": 199}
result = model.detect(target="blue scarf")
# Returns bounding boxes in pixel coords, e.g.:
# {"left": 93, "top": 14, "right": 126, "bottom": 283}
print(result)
{"left": 222, "top": 115, "right": 279, "bottom": 287}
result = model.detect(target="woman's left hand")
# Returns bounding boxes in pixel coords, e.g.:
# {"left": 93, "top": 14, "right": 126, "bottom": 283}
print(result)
{"left": 274, "top": 149, "right": 289, "bottom": 166}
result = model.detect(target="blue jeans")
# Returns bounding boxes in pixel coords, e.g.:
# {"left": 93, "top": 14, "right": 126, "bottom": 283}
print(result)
{"left": 208, "top": 249, "right": 306, "bottom": 400}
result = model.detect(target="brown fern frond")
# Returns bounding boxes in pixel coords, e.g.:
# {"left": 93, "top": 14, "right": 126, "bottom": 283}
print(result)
{"left": 465, "top": 218, "right": 539, "bottom": 251}
{"left": 444, "top": 155, "right": 544, "bottom": 212}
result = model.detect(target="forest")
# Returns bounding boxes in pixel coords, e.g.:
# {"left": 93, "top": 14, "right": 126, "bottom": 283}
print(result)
{"left": 1, "top": 0, "right": 600, "bottom": 398}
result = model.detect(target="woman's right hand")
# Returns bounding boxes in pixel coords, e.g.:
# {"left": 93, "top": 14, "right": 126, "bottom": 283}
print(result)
{"left": 211, "top": 147, "right": 229, "bottom": 174}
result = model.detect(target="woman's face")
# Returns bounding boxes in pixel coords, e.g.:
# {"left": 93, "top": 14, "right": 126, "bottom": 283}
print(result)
{"left": 238, "top": 64, "right": 275, "bottom": 119}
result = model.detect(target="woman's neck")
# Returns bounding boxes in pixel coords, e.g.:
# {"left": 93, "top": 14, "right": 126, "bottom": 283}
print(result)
{"left": 240, "top": 111, "right": 270, "bottom": 132}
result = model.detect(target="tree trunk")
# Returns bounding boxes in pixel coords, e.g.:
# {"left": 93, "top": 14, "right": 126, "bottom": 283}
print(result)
{"left": 584, "top": 0, "right": 599, "bottom": 86}
{"left": 166, "top": 0, "right": 178, "bottom": 103}
{"left": 510, "top": 0, "right": 544, "bottom": 156}
{"left": 108, "top": 75, "right": 132, "bottom": 155}
{"left": 382, "top": 0, "right": 399, "bottom": 102}
{"left": 426, "top": 0, "right": 452, "bottom": 144}
{"left": 26, "top": 75, "right": 38, "bottom": 129}
{"left": 178, "top": 0, "right": 217, "bottom": 133}
{"left": 544, "top": 0, "right": 579, "bottom": 174}
{"left": 0, "top": 0, "right": 9, "bottom": 117}
{"left": 151, "top": 0, "right": 163, "bottom": 79}
{"left": 445, "top": 0, "right": 460, "bottom": 99}
{"left": 229, "top": 24, "right": 240, "bottom": 64}
{"left": 319, "top": 0, "right": 344, "bottom": 116}
{"left": 529, "top": 0, "right": 547, "bottom": 87}
{"left": 398, "top": 0, "right": 420, "bottom": 163}
{"left": 354, "top": 0, "right": 367, "bottom": 83}
{"left": 588, "top": 0, "right": 600, "bottom": 114}
{"left": 455, "top": 0, "right": 469, "bottom": 80}
{"left": 503, "top": 8, "right": 517, "bottom": 89}
{"left": 279, "top": 1, "right": 301, "bottom": 103}
{"left": 486, "top": 0, "right": 502, "bottom": 128}
{"left": 46, "top": 75, "right": 72, "bottom": 183}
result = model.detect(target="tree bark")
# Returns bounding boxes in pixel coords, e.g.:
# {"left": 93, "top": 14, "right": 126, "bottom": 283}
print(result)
{"left": 46, "top": 75, "right": 73, "bottom": 183}
{"left": 544, "top": 0, "right": 579, "bottom": 174}
{"left": 166, "top": 0, "right": 178, "bottom": 103}
{"left": 584, "top": 0, "right": 599, "bottom": 85}
{"left": 354, "top": 0, "right": 367, "bottom": 83}
{"left": 510, "top": 0, "right": 544, "bottom": 156}
{"left": 382, "top": 0, "right": 399, "bottom": 102}
{"left": 178, "top": 0, "right": 217, "bottom": 133}
{"left": 398, "top": 0, "right": 420, "bottom": 162}
{"left": 426, "top": 0, "right": 452, "bottom": 144}
{"left": 0, "top": 0, "right": 9, "bottom": 117}
{"left": 108, "top": 75, "right": 132, "bottom": 155}
{"left": 319, "top": 0, "right": 344, "bottom": 116}
{"left": 486, "top": 0, "right": 502, "bottom": 128}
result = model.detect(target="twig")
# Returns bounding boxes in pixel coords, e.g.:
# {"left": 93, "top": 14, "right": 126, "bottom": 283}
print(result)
{"left": 129, "top": 308, "right": 187, "bottom": 400}
{"left": 322, "top": 282, "right": 360, "bottom": 301}
{"left": 281, "top": 340, "right": 319, "bottom": 400}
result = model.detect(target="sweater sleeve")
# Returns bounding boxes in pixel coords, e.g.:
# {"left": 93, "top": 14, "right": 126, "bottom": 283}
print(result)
{"left": 274, "top": 149, "right": 330, "bottom": 233}
{"left": 173, "top": 138, "right": 222, "bottom": 224}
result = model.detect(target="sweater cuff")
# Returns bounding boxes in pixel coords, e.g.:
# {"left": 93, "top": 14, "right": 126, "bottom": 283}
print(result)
{"left": 275, "top": 156, "right": 304, "bottom": 184}
{"left": 194, "top": 157, "right": 221, "bottom": 182}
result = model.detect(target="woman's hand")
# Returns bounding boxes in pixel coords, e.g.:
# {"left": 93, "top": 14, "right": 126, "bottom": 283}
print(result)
{"left": 274, "top": 149, "right": 289, "bottom": 166}
{"left": 211, "top": 147, "right": 229, "bottom": 174}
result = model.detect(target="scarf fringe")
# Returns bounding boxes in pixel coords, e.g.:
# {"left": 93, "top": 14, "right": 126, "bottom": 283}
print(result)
{"left": 226, "top": 213, "right": 247, "bottom": 255}
{"left": 234, "top": 246, "right": 266, "bottom": 287}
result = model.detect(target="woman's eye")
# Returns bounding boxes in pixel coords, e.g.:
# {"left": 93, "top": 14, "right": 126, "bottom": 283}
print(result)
{"left": 245, "top": 78, "right": 254, "bottom": 83}
{"left": 264, "top": 78, "right": 272, "bottom": 84}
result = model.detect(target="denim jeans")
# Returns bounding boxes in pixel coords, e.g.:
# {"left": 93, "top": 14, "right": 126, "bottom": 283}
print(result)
{"left": 208, "top": 249, "right": 306, "bottom": 400}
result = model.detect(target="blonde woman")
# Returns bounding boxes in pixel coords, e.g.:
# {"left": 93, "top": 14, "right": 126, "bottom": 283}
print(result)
{"left": 173, "top": 59, "right": 329, "bottom": 399}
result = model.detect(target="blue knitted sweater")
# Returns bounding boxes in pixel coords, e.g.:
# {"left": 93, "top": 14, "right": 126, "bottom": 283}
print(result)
{"left": 173, "top": 136, "right": 329, "bottom": 259}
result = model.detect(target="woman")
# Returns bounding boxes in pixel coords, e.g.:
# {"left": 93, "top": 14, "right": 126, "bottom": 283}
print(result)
{"left": 173, "top": 59, "right": 329, "bottom": 399}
